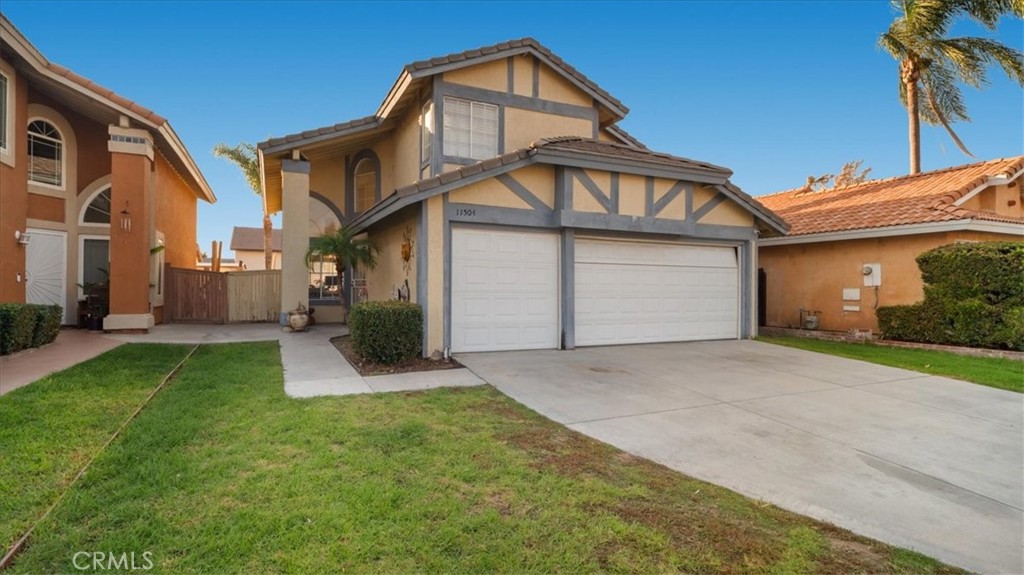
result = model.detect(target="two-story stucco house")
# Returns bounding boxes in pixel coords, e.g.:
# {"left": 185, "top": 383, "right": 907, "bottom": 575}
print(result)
{"left": 258, "top": 38, "right": 787, "bottom": 356}
{"left": 0, "top": 14, "right": 215, "bottom": 330}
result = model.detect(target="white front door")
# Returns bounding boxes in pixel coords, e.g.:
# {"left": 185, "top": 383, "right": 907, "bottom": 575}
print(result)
{"left": 25, "top": 228, "right": 68, "bottom": 323}
{"left": 451, "top": 227, "right": 559, "bottom": 353}
{"left": 575, "top": 239, "right": 739, "bottom": 346}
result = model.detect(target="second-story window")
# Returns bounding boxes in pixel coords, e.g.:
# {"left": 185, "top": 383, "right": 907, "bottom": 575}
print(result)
{"left": 0, "top": 73, "right": 8, "bottom": 152}
{"left": 443, "top": 96, "right": 497, "bottom": 161}
{"left": 354, "top": 158, "right": 377, "bottom": 213}
{"left": 28, "top": 119, "right": 63, "bottom": 187}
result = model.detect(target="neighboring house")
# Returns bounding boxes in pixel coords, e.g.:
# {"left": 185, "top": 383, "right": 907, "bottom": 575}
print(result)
{"left": 258, "top": 38, "right": 787, "bottom": 356}
{"left": 0, "top": 14, "right": 215, "bottom": 330}
{"left": 229, "top": 226, "right": 282, "bottom": 270}
{"left": 758, "top": 157, "right": 1024, "bottom": 333}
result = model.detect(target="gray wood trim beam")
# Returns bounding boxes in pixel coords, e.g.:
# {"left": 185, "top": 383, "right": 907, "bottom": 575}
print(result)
{"left": 431, "top": 76, "right": 444, "bottom": 177}
{"left": 447, "top": 202, "right": 558, "bottom": 228}
{"left": 531, "top": 55, "right": 540, "bottom": 98}
{"left": 571, "top": 168, "right": 612, "bottom": 213}
{"left": 497, "top": 173, "right": 552, "bottom": 213}
{"left": 561, "top": 229, "right": 575, "bottom": 350}
{"left": 652, "top": 181, "right": 686, "bottom": 216}
{"left": 691, "top": 192, "right": 726, "bottom": 222}
{"left": 417, "top": 204, "right": 429, "bottom": 357}
{"left": 441, "top": 155, "right": 478, "bottom": 166}
{"left": 506, "top": 57, "right": 514, "bottom": 95}
{"left": 437, "top": 81, "right": 594, "bottom": 120}
{"left": 644, "top": 177, "right": 654, "bottom": 217}
{"left": 558, "top": 210, "right": 756, "bottom": 240}
{"left": 685, "top": 185, "right": 694, "bottom": 219}
{"left": 535, "top": 149, "right": 728, "bottom": 184}
{"left": 610, "top": 172, "right": 619, "bottom": 214}
{"left": 555, "top": 166, "right": 572, "bottom": 211}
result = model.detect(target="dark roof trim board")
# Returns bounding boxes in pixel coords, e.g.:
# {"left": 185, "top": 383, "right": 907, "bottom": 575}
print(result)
{"left": 604, "top": 125, "right": 646, "bottom": 149}
{"left": 258, "top": 115, "right": 382, "bottom": 155}
{"left": 350, "top": 138, "right": 787, "bottom": 235}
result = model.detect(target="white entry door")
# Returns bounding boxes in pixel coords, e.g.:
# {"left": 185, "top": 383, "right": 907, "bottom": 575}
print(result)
{"left": 451, "top": 227, "right": 559, "bottom": 352}
{"left": 575, "top": 239, "right": 739, "bottom": 346}
{"left": 25, "top": 229, "right": 68, "bottom": 323}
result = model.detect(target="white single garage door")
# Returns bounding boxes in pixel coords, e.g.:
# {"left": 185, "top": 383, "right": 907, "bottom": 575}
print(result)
{"left": 25, "top": 228, "right": 69, "bottom": 324}
{"left": 451, "top": 228, "right": 559, "bottom": 352}
{"left": 575, "top": 239, "right": 738, "bottom": 346}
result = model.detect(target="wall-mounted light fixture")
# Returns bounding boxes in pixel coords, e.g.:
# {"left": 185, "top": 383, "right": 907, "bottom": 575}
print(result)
{"left": 120, "top": 201, "right": 132, "bottom": 232}
{"left": 14, "top": 230, "right": 31, "bottom": 246}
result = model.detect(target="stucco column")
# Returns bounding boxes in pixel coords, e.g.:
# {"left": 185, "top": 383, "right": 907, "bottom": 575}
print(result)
{"left": 105, "top": 123, "right": 155, "bottom": 331}
{"left": 280, "top": 158, "right": 310, "bottom": 323}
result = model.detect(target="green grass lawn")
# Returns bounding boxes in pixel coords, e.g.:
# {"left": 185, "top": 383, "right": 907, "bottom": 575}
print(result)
{"left": 758, "top": 336, "right": 1023, "bottom": 393}
{"left": 2, "top": 342, "right": 961, "bottom": 573}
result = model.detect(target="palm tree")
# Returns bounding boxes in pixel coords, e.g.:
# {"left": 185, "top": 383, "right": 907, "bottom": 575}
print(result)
{"left": 306, "top": 226, "right": 379, "bottom": 305}
{"left": 213, "top": 143, "right": 273, "bottom": 269}
{"left": 879, "top": 0, "right": 1023, "bottom": 174}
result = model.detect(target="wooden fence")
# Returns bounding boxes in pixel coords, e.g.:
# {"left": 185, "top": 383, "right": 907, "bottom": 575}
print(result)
{"left": 164, "top": 265, "right": 281, "bottom": 324}
{"left": 226, "top": 270, "right": 281, "bottom": 323}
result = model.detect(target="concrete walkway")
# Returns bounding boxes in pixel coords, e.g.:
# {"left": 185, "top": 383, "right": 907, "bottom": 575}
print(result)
{"left": 0, "top": 329, "right": 123, "bottom": 395}
{"left": 458, "top": 340, "right": 1024, "bottom": 574}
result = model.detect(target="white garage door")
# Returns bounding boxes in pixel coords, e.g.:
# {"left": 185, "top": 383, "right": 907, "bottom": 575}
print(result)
{"left": 575, "top": 239, "right": 738, "bottom": 346}
{"left": 451, "top": 228, "right": 559, "bottom": 352}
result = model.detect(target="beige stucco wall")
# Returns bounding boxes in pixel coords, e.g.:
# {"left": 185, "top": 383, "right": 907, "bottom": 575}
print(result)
{"left": 759, "top": 230, "right": 1023, "bottom": 333}
{"left": 444, "top": 58, "right": 508, "bottom": 92}
{"left": 512, "top": 55, "right": 532, "bottom": 96}
{"left": 618, "top": 174, "right": 646, "bottom": 217}
{"left": 537, "top": 64, "right": 592, "bottom": 107}
{"left": 700, "top": 200, "right": 754, "bottom": 227}
{"left": 309, "top": 155, "right": 346, "bottom": 218}
{"left": 959, "top": 177, "right": 1023, "bottom": 219}
{"left": 505, "top": 107, "right": 592, "bottom": 151}
{"left": 365, "top": 207, "right": 418, "bottom": 303}
{"left": 450, "top": 178, "right": 532, "bottom": 209}
{"left": 393, "top": 104, "right": 422, "bottom": 189}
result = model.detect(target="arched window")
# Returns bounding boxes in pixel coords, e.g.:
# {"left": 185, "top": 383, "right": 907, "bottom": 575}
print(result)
{"left": 28, "top": 119, "right": 63, "bottom": 187}
{"left": 354, "top": 158, "right": 377, "bottom": 213}
{"left": 308, "top": 195, "right": 343, "bottom": 302}
{"left": 82, "top": 187, "right": 112, "bottom": 224}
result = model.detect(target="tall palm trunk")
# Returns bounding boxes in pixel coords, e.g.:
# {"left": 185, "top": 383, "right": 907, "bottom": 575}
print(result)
{"left": 902, "top": 58, "right": 921, "bottom": 174}
{"left": 263, "top": 212, "right": 273, "bottom": 269}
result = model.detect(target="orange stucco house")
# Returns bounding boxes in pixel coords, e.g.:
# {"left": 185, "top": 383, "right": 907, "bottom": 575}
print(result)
{"left": 0, "top": 15, "right": 215, "bottom": 330}
{"left": 758, "top": 157, "right": 1024, "bottom": 333}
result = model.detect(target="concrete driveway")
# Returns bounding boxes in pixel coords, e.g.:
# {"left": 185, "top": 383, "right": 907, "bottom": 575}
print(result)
{"left": 458, "top": 340, "right": 1024, "bottom": 574}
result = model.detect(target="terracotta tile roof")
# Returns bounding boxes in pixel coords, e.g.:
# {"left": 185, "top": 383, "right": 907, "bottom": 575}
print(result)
{"left": 406, "top": 37, "right": 628, "bottom": 115}
{"left": 229, "top": 227, "right": 282, "bottom": 252}
{"left": 258, "top": 115, "right": 380, "bottom": 151}
{"left": 758, "top": 157, "right": 1024, "bottom": 236}
{"left": 45, "top": 63, "right": 167, "bottom": 125}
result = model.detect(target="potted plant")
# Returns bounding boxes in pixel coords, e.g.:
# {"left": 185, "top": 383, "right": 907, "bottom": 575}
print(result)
{"left": 77, "top": 268, "right": 109, "bottom": 332}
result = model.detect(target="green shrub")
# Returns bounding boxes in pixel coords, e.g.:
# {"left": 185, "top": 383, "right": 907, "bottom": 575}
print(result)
{"left": 31, "top": 304, "right": 63, "bottom": 347}
{"left": 0, "top": 303, "right": 40, "bottom": 355}
{"left": 349, "top": 301, "right": 423, "bottom": 364}
{"left": 878, "top": 242, "right": 1024, "bottom": 351}
{"left": 917, "top": 242, "right": 1024, "bottom": 308}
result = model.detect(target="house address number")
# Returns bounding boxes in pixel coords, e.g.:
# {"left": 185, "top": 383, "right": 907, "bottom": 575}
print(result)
{"left": 455, "top": 208, "right": 476, "bottom": 217}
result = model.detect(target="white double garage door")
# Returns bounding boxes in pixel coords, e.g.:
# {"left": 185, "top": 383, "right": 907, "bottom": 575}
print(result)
{"left": 451, "top": 227, "right": 740, "bottom": 353}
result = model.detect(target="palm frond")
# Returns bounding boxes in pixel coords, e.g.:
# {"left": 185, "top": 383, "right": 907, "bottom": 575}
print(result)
{"left": 920, "top": 60, "right": 971, "bottom": 123}
{"left": 213, "top": 143, "right": 262, "bottom": 196}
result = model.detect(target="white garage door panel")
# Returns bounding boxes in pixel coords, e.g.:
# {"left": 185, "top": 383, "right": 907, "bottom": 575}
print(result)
{"left": 451, "top": 228, "right": 559, "bottom": 352}
{"left": 575, "top": 240, "right": 738, "bottom": 346}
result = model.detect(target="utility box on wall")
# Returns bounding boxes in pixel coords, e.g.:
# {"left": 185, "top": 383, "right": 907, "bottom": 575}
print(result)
{"left": 862, "top": 263, "right": 882, "bottom": 287}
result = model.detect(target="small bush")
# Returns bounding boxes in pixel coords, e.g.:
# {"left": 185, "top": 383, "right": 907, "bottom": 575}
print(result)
{"left": 0, "top": 303, "right": 40, "bottom": 355}
{"left": 917, "top": 242, "right": 1024, "bottom": 308}
{"left": 349, "top": 301, "right": 423, "bottom": 364}
{"left": 31, "top": 304, "right": 63, "bottom": 347}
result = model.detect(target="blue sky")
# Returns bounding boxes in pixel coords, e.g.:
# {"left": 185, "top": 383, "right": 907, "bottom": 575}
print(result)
{"left": 3, "top": 1, "right": 1022, "bottom": 253}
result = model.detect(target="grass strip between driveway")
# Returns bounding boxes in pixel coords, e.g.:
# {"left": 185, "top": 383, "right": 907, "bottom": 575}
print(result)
{"left": 758, "top": 336, "right": 1023, "bottom": 393}
{"left": 3, "top": 341, "right": 962, "bottom": 574}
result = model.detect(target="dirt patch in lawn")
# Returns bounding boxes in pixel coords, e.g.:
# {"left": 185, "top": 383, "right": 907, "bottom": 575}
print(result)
{"left": 331, "top": 335, "right": 462, "bottom": 376}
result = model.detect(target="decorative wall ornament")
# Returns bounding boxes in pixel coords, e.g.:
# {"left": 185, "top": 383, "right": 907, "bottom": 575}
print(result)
{"left": 401, "top": 225, "right": 414, "bottom": 275}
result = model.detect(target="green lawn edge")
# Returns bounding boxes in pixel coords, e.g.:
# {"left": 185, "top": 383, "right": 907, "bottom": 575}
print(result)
{"left": 757, "top": 336, "right": 1023, "bottom": 393}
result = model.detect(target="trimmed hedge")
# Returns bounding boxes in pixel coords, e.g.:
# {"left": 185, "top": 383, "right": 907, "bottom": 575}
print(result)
{"left": 32, "top": 304, "right": 63, "bottom": 348}
{"left": 0, "top": 303, "right": 63, "bottom": 355}
{"left": 877, "top": 242, "right": 1024, "bottom": 350}
{"left": 348, "top": 301, "right": 423, "bottom": 364}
